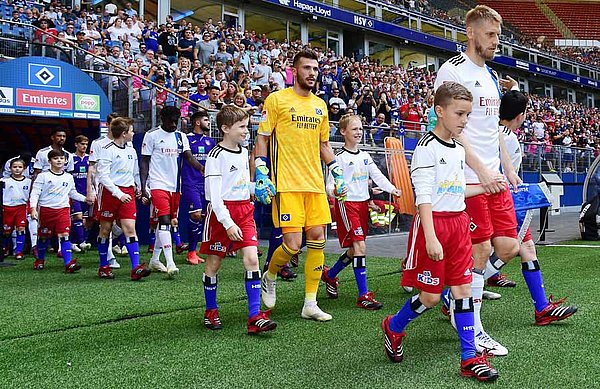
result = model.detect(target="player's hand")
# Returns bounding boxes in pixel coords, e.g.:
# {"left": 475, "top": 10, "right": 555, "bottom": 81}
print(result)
{"left": 505, "top": 170, "right": 522, "bottom": 192}
{"left": 226, "top": 224, "right": 243, "bottom": 241}
{"left": 499, "top": 75, "right": 518, "bottom": 91}
{"left": 86, "top": 192, "right": 96, "bottom": 204}
{"left": 30, "top": 209, "right": 38, "bottom": 220}
{"left": 135, "top": 189, "right": 142, "bottom": 198}
{"left": 477, "top": 168, "right": 506, "bottom": 194}
{"left": 330, "top": 164, "right": 348, "bottom": 201}
{"left": 255, "top": 164, "right": 276, "bottom": 205}
{"left": 119, "top": 194, "right": 132, "bottom": 203}
{"left": 392, "top": 188, "right": 402, "bottom": 197}
{"left": 426, "top": 237, "right": 444, "bottom": 261}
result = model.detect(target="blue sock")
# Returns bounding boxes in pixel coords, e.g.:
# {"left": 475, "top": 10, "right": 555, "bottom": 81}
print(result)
{"left": 60, "top": 237, "right": 72, "bottom": 265}
{"left": 245, "top": 270, "right": 261, "bottom": 318}
{"left": 453, "top": 297, "right": 477, "bottom": 360}
{"left": 264, "top": 228, "right": 283, "bottom": 271}
{"left": 352, "top": 256, "right": 368, "bottom": 296}
{"left": 98, "top": 237, "right": 109, "bottom": 267}
{"left": 389, "top": 295, "right": 428, "bottom": 333}
{"left": 37, "top": 238, "right": 48, "bottom": 260}
{"left": 188, "top": 218, "right": 202, "bottom": 252}
{"left": 203, "top": 273, "right": 218, "bottom": 310}
{"left": 328, "top": 251, "right": 351, "bottom": 278}
{"left": 72, "top": 219, "right": 85, "bottom": 244}
{"left": 125, "top": 236, "right": 140, "bottom": 268}
{"left": 522, "top": 260, "right": 548, "bottom": 311}
{"left": 149, "top": 228, "right": 156, "bottom": 248}
{"left": 15, "top": 231, "right": 26, "bottom": 254}
{"left": 172, "top": 227, "right": 182, "bottom": 247}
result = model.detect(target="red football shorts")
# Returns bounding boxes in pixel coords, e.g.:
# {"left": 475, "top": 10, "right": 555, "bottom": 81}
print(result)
{"left": 200, "top": 200, "right": 258, "bottom": 258}
{"left": 149, "top": 203, "right": 159, "bottom": 228}
{"left": 334, "top": 200, "right": 369, "bottom": 248}
{"left": 98, "top": 186, "right": 137, "bottom": 222}
{"left": 3, "top": 204, "right": 27, "bottom": 232}
{"left": 38, "top": 207, "right": 71, "bottom": 237}
{"left": 402, "top": 211, "right": 473, "bottom": 294}
{"left": 465, "top": 184, "right": 518, "bottom": 244}
{"left": 150, "top": 189, "right": 180, "bottom": 219}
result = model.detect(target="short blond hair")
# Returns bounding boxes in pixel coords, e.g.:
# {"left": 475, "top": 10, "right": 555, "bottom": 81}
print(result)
{"left": 434, "top": 82, "right": 473, "bottom": 108}
{"left": 338, "top": 114, "right": 361, "bottom": 131}
{"left": 216, "top": 105, "right": 249, "bottom": 133}
{"left": 465, "top": 5, "right": 502, "bottom": 27}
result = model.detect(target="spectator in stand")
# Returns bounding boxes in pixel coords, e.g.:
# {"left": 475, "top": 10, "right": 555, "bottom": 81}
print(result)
{"left": 369, "top": 113, "right": 390, "bottom": 146}
{"left": 400, "top": 92, "right": 423, "bottom": 131}
{"left": 124, "top": 2, "right": 138, "bottom": 18}
{"left": 532, "top": 116, "right": 546, "bottom": 140}
{"left": 271, "top": 61, "right": 286, "bottom": 91}
{"left": 329, "top": 88, "right": 347, "bottom": 111}
{"left": 194, "top": 31, "right": 216, "bottom": 65}
{"left": 329, "top": 103, "right": 343, "bottom": 122}
{"left": 247, "top": 85, "right": 262, "bottom": 107}
{"left": 253, "top": 54, "right": 272, "bottom": 86}
{"left": 357, "top": 85, "right": 376, "bottom": 123}
{"left": 143, "top": 21, "right": 159, "bottom": 53}
{"left": 199, "top": 85, "right": 224, "bottom": 110}
{"left": 123, "top": 16, "right": 142, "bottom": 54}
{"left": 158, "top": 23, "right": 178, "bottom": 64}
{"left": 177, "top": 29, "right": 196, "bottom": 61}
{"left": 106, "top": 17, "right": 126, "bottom": 48}
{"left": 215, "top": 41, "right": 233, "bottom": 64}
{"left": 343, "top": 69, "right": 362, "bottom": 100}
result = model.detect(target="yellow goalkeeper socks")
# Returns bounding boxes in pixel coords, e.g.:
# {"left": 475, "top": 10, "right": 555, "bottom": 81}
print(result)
{"left": 304, "top": 240, "right": 326, "bottom": 301}
{"left": 267, "top": 242, "right": 298, "bottom": 280}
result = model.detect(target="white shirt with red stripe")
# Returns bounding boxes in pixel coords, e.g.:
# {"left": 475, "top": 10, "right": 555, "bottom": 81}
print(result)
{"left": 1, "top": 176, "right": 31, "bottom": 206}
{"left": 326, "top": 147, "right": 396, "bottom": 201}
{"left": 411, "top": 132, "right": 466, "bottom": 212}
{"left": 29, "top": 170, "right": 86, "bottom": 209}
{"left": 434, "top": 52, "right": 501, "bottom": 184}
{"left": 97, "top": 142, "right": 141, "bottom": 199}
{"left": 204, "top": 144, "right": 251, "bottom": 230}
{"left": 33, "top": 146, "right": 75, "bottom": 173}
{"left": 141, "top": 126, "right": 190, "bottom": 192}
{"left": 501, "top": 125, "right": 522, "bottom": 171}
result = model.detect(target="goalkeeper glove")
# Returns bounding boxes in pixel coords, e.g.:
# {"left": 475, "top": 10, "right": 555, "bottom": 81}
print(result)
{"left": 328, "top": 160, "right": 347, "bottom": 201}
{"left": 254, "top": 157, "right": 276, "bottom": 204}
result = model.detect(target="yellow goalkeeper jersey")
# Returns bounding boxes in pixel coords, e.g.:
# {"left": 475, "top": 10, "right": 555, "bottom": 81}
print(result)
{"left": 258, "top": 87, "right": 330, "bottom": 193}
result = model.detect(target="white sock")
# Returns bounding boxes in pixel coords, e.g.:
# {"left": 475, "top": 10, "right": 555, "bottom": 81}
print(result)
{"left": 472, "top": 270, "right": 485, "bottom": 334}
{"left": 484, "top": 253, "right": 506, "bottom": 280}
{"left": 150, "top": 229, "right": 163, "bottom": 263}
{"left": 304, "top": 299, "right": 317, "bottom": 307}
{"left": 28, "top": 217, "right": 38, "bottom": 247}
{"left": 107, "top": 232, "right": 115, "bottom": 260}
{"left": 157, "top": 226, "right": 175, "bottom": 268}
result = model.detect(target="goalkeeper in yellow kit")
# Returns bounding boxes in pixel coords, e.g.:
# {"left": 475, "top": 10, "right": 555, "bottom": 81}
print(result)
{"left": 255, "top": 50, "right": 347, "bottom": 321}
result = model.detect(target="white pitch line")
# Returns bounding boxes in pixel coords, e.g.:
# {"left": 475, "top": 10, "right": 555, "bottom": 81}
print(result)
{"left": 547, "top": 244, "right": 600, "bottom": 248}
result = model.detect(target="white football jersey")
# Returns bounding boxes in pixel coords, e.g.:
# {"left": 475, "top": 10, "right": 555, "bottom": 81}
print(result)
{"left": 141, "top": 126, "right": 190, "bottom": 192}
{"left": 33, "top": 146, "right": 75, "bottom": 173}
{"left": 89, "top": 135, "right": 110, "bottom": 163}
{"left": 96, "top": 142, "right": 141, "bottom": 198}
{"left": 434, "top": 52, "right": 501, "bottom": 184}
{"left": 410, "top": 132, "right": 466, "bottom": 212}
{"left": 29, "top": 170, "right": 86, "bottom": 209}
{"left": 1, "top": 176, "right": 31, "bottom": 206}
{"left": 501, "top": 125, "right": 522, "bottom": 172}
{"left": 204, "top": 144, "right": 251, "bottom": 230}
{"left": 326, "top": 148, "right": 396, "bottom": 201}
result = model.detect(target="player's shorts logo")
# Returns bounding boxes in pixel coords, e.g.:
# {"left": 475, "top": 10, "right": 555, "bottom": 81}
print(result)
{"left": 469, "top": 221, "right": 477, "bottom": 232}
{"left": 210, "top": 242, "right": 226, "bottom": 252}
{"left": 101, "top": 211, "right": 113, "bottom": 218}
{"left": 281, "top": 213, "right": 291, "bottom": 222}
{"left": 417, "top": 270, "right": 439, "bottom": 286}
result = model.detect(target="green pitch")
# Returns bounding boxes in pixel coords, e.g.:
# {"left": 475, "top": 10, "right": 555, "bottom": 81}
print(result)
{"left": 0, "top": 245, "right": 597, "bottom": 388}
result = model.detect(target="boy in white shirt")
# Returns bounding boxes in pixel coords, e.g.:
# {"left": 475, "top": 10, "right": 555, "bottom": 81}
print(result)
{"left": 2, "top": 158, "right": 31, "bottom": 260}
{"left": 29, "top": 149, "right": 87, "bottom": 272}
{"left": 200, "top": 106, "right": 276, "bottom": 335}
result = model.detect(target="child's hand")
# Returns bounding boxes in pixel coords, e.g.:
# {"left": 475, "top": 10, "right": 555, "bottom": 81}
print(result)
{"left": 426, "top": 237, "right": 444, "bottom": 261}
{"left": 226, "top": 224, "right": 243, "bottom": 241}
{"left": 119, "top": 193, "right": 132, "bottom": 203}
{"left": 30, "top": 208, "right": 38, "bottom": 221}
{"left": 392, "top": 188, "right": 402, "bottom": 197}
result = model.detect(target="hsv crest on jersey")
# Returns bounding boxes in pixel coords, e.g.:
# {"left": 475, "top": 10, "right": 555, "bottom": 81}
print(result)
{"left": 280, "top": 213, "right": 291, "bottom": 222}
{"left": 315, "top": 108, "right": 323, "bottom": 115}
{"left": 364, "top": 159, "right": 369, "bottom": 165}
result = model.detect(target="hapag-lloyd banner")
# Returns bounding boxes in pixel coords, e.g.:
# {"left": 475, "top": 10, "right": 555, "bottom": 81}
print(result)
{"left": 264, "top": 0, "right": 600, "bottom": 90}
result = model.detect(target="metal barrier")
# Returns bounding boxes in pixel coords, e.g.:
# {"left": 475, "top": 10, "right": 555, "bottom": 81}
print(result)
{"left": 520, "top": 142, "right": 595, "bottom": 175}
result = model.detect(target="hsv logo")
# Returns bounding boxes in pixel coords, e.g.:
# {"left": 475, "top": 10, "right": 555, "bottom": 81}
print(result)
{"left": 353, "top": 15, "right": 374, "bottom": 27}
{"left": 28, "top": 64, "right": 62, "bottom": 88}
{"left": 17, "top": 89, "right": 72, "bottom": 110}
{"left": 278, "top": 0, "right": 290, "bottom": 5}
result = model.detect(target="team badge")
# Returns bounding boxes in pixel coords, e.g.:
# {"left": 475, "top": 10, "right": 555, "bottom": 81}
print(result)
{"left": 315, "top": 108, "right": 322, "bottom": 115}
{"left": 281, "top": 213, "right": 291, "bottom": 222}
{"left": 364, "top": 159, "right": 369, "bottom": 165}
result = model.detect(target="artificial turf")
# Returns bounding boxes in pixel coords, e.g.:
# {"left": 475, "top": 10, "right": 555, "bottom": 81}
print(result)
{"left": 0, "top": 244, "right": 597, "bottom": 388}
